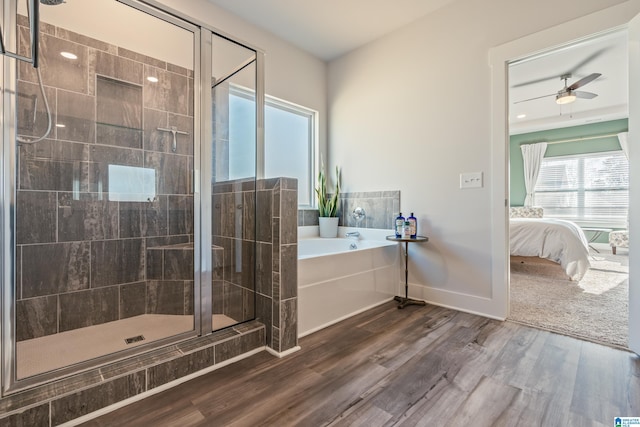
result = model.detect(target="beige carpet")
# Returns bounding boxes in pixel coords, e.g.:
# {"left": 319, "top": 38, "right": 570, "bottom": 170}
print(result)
{"left": 509, "top": 252, "right": 629, "bottom": 349}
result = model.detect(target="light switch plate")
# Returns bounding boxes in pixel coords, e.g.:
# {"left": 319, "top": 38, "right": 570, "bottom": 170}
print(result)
{"left": 460, "top": 172, "right": 483, "bottom": 189}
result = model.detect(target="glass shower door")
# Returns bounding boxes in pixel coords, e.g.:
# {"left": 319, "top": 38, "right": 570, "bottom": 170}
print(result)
{"left": 8, "top": 0, "right": 198, "bottom": 381}
{"left": 211, "top": 35, "right": 258, "bottom": 331}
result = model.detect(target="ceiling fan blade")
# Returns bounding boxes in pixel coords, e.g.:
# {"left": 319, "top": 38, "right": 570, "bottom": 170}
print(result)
{"left": 568, "top": 73, "right": 601, "bottom": 90}
{"left": 574, "top": 91, "right": 598, "bottom": 99}
{"left": 568, "top": 48, "right": 608, "bottom": 74}
{"left": 511, "top": 75, "right": 559, "bottom": 88}
{"left": 513, "top": 93, "right": 555, "bottom": 104}
{"left": 510, "top": 47, "right": 609, "bottom": 88}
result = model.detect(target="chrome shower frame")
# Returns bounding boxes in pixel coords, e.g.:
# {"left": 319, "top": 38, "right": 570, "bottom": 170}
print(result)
{"left": 0, "top": 0, "right": 38, "bottom": 67}
{"left": 1, "top": 0, "right": 20, "bottom": 397}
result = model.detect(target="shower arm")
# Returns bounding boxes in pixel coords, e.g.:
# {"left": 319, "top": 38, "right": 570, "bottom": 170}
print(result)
{"left": 0, "top": 0, "right": 39, "bottom": 68}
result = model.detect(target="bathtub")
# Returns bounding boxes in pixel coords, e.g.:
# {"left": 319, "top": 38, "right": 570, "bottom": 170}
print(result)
{"left": 298, "top": 228, "right": 400, "bottom": 337}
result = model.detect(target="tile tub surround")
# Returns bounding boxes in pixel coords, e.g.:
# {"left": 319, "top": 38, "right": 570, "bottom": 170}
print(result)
{"left": 298, "top": 190, "right": 400, "bottom": 229}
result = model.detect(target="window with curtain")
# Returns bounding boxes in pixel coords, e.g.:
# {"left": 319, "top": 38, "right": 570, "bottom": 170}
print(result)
{"left": 534, "top": 150, "right": 629, "bottom": 226}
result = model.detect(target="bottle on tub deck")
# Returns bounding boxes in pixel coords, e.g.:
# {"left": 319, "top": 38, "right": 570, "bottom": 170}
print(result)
{"left": 395, "top": 212, "right": 405, "bottom": 237}
{"left": 408, "top": 212, "right": 417, "bottom": 238}
{"left": 403, "top": 220, "right": 412, "bottom": 239}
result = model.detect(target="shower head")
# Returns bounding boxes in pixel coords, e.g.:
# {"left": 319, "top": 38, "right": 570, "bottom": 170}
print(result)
{"left": 40, "top": 0, "right": 65, "bottom": 5}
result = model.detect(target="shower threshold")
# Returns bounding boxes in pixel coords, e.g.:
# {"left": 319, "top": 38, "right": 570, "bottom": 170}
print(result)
{"left": 16, "top": 314, "right": 237, "bottom": 379}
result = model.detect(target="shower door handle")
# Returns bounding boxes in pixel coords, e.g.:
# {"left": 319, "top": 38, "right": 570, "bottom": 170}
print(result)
{"left": 0, "top": 0, "right": 39, "bottom": 68}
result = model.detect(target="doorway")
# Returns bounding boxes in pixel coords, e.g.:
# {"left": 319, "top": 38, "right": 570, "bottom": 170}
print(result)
{"left": 488, "top": 4, "right": 640, "bottom": 355}
{"left": 506, "top": 30, "right": 630, "bottom": 348}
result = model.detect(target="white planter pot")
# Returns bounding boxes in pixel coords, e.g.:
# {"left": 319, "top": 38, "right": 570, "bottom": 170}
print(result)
{"left": 318, "top": 217, "right": 339, "bottom": 238}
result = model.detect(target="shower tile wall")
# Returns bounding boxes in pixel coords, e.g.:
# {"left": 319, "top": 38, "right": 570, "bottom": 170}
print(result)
{"left": 297, "top": 190, "right": 401, "bottom": 229}
{"left": 256, "top": 177, "right": 298, "bottom": 352}
{"left": 15, "top": 17, "right": 195, "bottom": 342}
{"left": 212, "top": 177, "right": 298, "bottom": 353}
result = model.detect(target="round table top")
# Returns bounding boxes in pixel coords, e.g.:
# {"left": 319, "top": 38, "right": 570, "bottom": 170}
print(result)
{"left": 386, "top": 235, "right": 428, "bottom": 243}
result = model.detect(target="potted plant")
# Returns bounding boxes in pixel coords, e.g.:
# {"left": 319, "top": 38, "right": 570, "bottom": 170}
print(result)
{"left": 316, "top": 164, "right": 341, "bottom": 237}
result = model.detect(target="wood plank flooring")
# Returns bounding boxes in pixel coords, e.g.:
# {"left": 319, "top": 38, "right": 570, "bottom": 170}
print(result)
{"left": 82, "top": 302, "right": 640, "bottom": 427}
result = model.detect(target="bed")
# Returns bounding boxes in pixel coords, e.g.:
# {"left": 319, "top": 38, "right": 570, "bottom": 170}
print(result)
{"left": 510, "top": 217, "right": 591, "bottom": 281}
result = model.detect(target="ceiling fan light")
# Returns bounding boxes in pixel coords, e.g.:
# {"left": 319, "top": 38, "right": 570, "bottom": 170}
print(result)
{"left": 556, "top": 93, "right": 576, "bottom": 105}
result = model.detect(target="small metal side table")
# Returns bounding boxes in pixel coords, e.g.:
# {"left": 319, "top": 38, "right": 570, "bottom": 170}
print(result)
{"left": 386, "top": 235, "right": 429, "bottom": 309}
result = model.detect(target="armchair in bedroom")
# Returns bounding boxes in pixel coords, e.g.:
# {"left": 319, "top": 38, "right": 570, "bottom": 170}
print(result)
{"left": 609, "top": 230, "right": 629, "bottom": 255}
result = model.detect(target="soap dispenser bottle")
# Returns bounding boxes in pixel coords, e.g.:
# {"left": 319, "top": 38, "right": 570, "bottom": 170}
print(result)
{"left": 395, "top": 212, "right": 405, "bottom": 237}
{"left": 408, "top": 212, "right": 417, "bottom": 238}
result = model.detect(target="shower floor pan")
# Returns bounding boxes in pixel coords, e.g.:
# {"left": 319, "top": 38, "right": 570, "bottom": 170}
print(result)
{"left": 16, "top": 314, "right": 237, "bottom": 379}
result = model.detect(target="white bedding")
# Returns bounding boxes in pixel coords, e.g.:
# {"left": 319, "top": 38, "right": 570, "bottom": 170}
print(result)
{"left": 510, "top": 218, "right": 591, "bottom": 281}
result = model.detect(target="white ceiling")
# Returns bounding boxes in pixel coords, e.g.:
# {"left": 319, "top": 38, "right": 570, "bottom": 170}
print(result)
{"left": 206, "top": 1, "right": 628, "bottom": 135}
{"left": 206, "top": 0, "right": 458, "bottom": 60}
{"left": 509, "top": 29, "right": 628, "bottom": 134}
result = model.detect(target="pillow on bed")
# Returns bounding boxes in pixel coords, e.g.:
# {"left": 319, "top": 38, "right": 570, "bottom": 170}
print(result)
{"left": 509, "top": 206, "right": 543, "bottom": 218}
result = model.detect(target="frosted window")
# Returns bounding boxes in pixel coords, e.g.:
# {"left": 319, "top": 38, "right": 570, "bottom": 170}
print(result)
{"left": 265, "top": 100, "right": 314, "bottom": 207}
{"left": 229, "top": 88, "right": 316, "bottom": 206}
{"left": 228, "top": 93, "right": 256, "bottom": 180}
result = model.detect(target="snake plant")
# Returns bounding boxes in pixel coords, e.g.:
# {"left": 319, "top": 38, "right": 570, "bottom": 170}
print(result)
{"left": 316, "top": 165, "right": 341, "bottom": 217}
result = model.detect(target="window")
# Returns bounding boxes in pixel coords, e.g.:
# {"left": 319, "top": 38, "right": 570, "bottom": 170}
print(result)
{"left": 534, "top": 151, "right": 629, "bottom": 226}
{"left": 228, "top": 89, "right": 257, "bottom": 180}
{"left": 228, "top": 87, "right": 316, "bottom": 207}
{"left": 264, "top": 97, "right": 316, "bottom": 207}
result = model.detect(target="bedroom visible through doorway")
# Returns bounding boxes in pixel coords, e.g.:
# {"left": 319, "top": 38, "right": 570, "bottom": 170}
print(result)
{"left": 506, "top": 29, "right": 630, "bottom": 349}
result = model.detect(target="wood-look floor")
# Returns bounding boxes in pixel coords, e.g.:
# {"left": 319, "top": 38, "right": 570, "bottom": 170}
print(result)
{"left": 82, "top": 302, "right": 640, "bottom": 427}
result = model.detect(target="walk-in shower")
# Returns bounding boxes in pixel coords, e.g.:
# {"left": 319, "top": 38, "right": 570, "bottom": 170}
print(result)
{"left": 1, "top": 0, "right": 260, "bottom": 389}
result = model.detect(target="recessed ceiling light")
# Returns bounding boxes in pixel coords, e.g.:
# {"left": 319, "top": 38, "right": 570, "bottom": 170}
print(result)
{"left": 60, "top": 52, "right": 77, "bottom": 60}
{"left": 516, "top": 114, "right": 527, "bottom": 119}
{"left": 147, "top": 76, "right": 159, "bottom": 83}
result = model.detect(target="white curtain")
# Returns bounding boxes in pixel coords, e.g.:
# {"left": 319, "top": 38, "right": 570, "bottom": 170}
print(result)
{"left": 618, "top": 132, "right": 629, "bottom": 160}
{"left": 521, "top": 142, "right": 548, "bottom": 207}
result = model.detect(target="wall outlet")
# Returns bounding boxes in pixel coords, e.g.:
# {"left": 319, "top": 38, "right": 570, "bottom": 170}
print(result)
{"left": 460, "top": 172, "right": 483, "bottom": 189}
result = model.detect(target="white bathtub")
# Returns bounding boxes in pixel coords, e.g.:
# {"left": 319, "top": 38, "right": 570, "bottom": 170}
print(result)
{"left": 297, "top": 228, "right": 400, "bottom": 337}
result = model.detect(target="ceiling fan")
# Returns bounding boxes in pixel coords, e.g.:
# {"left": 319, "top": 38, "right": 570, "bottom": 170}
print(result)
{"left": 514, "top": 72, "right": 601, "bottom": 105}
